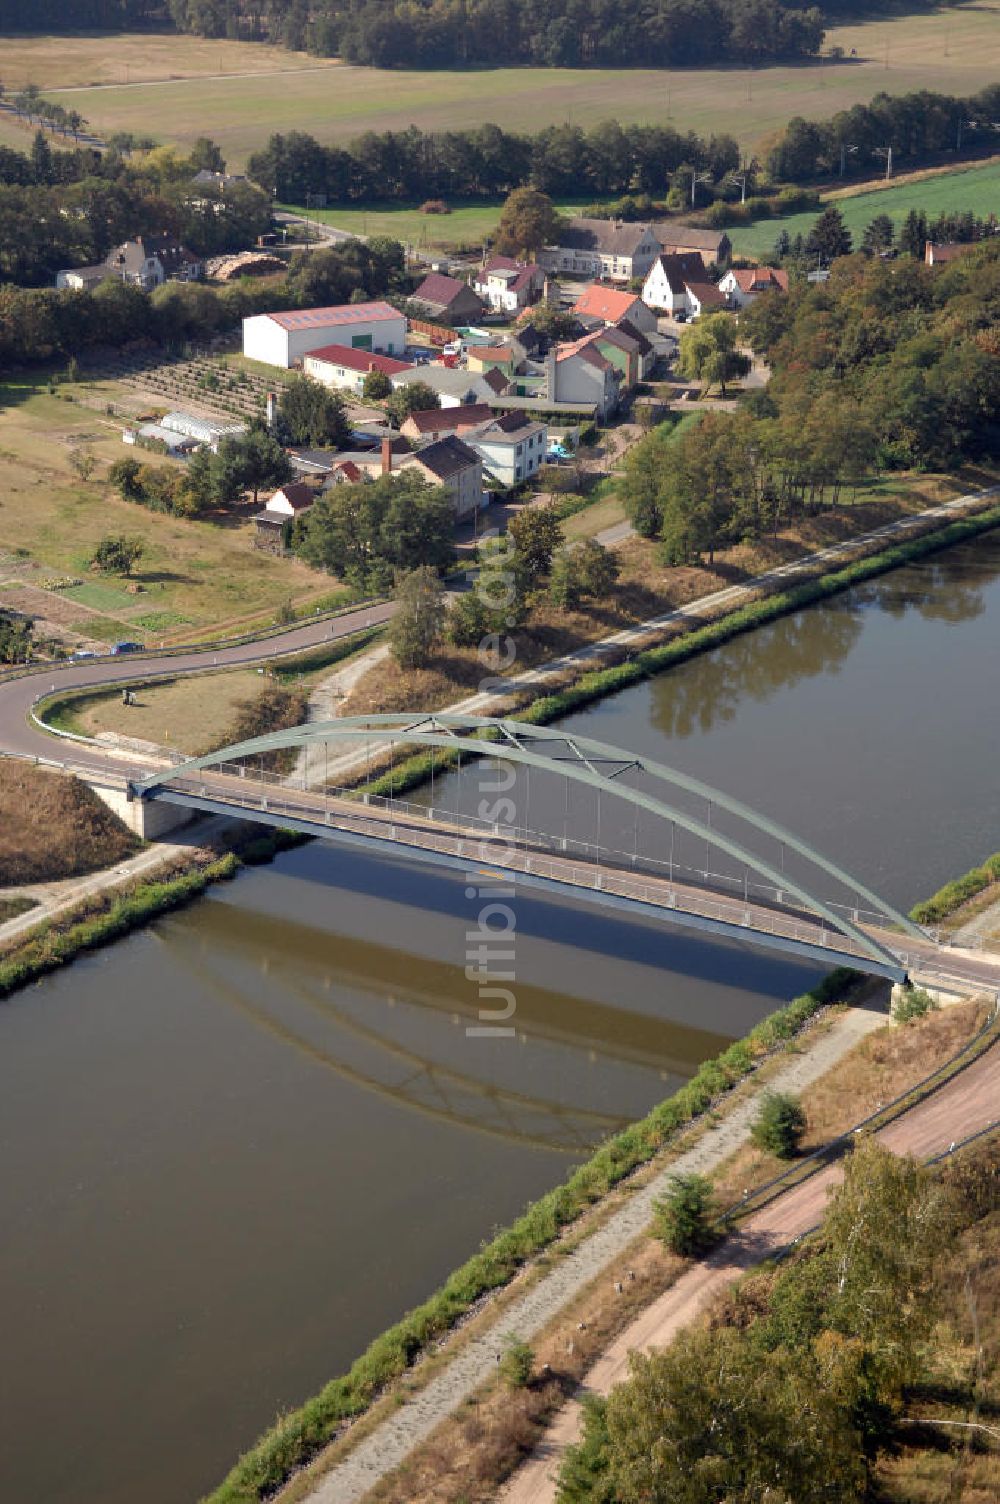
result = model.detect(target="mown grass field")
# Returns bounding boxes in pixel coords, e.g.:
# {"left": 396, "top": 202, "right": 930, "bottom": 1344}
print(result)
{"left": 1, "top": 4, "right": 997, "bottom": 166}
{"left": 285, "top": 196, "right": 616, "bottom": 251}
{"left": 1, "top": 31, "right": 328, "bottom": 89}
{"left": 0, "top": 378, "right": 344, "bottom": 646}
{"left": 729, "top": 156, "right": 1000, "bottom": 258}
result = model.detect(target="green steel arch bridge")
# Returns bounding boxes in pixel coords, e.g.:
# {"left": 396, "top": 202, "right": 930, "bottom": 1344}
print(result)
{"left": 129, "top": 714, "right": 1000, "bottom": 995}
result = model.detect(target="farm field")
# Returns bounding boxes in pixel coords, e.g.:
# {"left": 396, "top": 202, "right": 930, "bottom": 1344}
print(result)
{"left": 0, "top": 32, "right": 331, "bottom": 90}
{"left": 284, "top": 196, "right": 612, "bottom": 251}
{"left": 1, "top": 3, "right": 996, "bottom": 166}
{"left": 729, "top": 157, "right": 1000, "bottom": 258}
{"left": 0, "top": 380, "right": 345, "bottom": 649}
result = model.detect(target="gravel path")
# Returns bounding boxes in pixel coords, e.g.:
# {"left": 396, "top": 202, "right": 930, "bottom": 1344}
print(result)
{"left": 300, "top": 1005, "right": 885, "bottom": 1504}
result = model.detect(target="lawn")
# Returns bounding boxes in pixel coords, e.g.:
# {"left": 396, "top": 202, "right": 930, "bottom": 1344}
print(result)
{"left": 729, "top": 156, "right": 1000, "bottom": 258}
{"left": 0, "top": 378, "right": 346, "bottom": 647}
{"left": 3, "top": 4, "right": 996, "bottom": 168}
{"left": 55, "top": 669, "right": 271, "bottom": 755}
{"left": 285, "top": 196, "right": 619, "bottom": 252}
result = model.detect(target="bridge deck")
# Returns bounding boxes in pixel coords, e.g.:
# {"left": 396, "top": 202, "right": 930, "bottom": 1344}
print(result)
{"left": 141, "top": 770, "right": 1000, "bottom": 996}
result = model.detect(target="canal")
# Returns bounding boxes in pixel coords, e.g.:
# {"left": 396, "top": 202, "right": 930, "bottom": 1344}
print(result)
{"left": 1, "top": 532, "right": 998, "bottom": 1503}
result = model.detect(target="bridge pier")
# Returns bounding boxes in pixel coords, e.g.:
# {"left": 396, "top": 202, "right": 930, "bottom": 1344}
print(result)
{"left": 87, "top": 776, "right": 197, "bottom": 839}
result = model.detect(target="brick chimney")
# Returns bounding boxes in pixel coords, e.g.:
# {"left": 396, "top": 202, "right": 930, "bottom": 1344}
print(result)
{"left": 381, "top": 436, "right": 393, "bottom": 476}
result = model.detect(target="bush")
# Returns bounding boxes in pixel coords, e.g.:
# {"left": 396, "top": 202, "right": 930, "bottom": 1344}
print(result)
{"left": 751, "top": 1091, "right": 807, "bottom": 1158}
{"left": 654, "top": 1173, "right": 718, "bottom": 1256}
{"left": 499, "top": 1335, "right": 534, "bottom": 1389}
{"left": 893, "top": 985, "right": 938, "bottom": 1024}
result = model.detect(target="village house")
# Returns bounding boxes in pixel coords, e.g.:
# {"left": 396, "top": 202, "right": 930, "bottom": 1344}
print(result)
{"left": 465, "top": 338, "right": 526, "bottom": 379}
{"left": 652, "top": 222, "right": 731, "bottom": 268}
{"left": 399, "top": 405, "right": 495, "bottom": 443}
{"left": 472, "top": 256, "right": 545, "bottom": 313}
{"left": 641, "top": 252, "right": 708, "bottom": 313}
{"left": 579, "top": 326, "right": 643, "bottom": 390}
{"left": 545, "top": 337, "right": 621, "bottom": 420}
{"left": 390, "top": 364, "right": 498, "bottom": 408}
{"left": 539, "top": 219, "right": 662, "bottom": 283}
{"left": 253, "top": 481, "right": 317, "bottom": 552}
{"left": 398, "top": 436, "right": 483, "bottom": 519}
{"left": 925, "top": 240, "right": 976, "bottom": 266}
{"left": 301, "top": 343, "right": 412, "bottom": 395}
{"left": 717, "top": 266, "right": 789, "bottom": 308}
{"left": 464, "top": 412, "right": 548, "bottom": 489}
{"left": 104, "top": 234, "right": 202, "bottom": 290}
{"left": 411, "top": 272, "right": 486, "bottom": 324}
{"left": 242, "top": 302, "right": 407, "bottom": 368}
{"left": 572, "top": 284, "right": 658, "bottom": 334}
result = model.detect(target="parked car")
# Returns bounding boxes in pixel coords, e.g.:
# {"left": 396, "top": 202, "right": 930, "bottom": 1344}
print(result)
{"left": 71, "top": 649, "right": 97, "bottom": 660}
{"left": 547, "top": 443, "right": 574, "bottom": 461}
{"left": 110, "top": 641, "right": 143, "bottom": 655}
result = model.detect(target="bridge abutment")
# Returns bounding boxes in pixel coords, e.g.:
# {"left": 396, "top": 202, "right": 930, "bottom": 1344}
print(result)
{"left": 86, "top": 776, "right": 197, "bottom": 840}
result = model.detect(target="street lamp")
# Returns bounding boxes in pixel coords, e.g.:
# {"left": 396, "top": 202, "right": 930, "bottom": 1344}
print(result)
{"left": 691, "top": 169, "right": 712, "bottom": 207}
{"left": 839, "top": 142, "right": 859, "bottom": 177}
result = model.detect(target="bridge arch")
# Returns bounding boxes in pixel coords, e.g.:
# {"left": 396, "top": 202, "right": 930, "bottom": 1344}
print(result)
{"left": 132, "top": 713, "right": 924, "bottom": 975}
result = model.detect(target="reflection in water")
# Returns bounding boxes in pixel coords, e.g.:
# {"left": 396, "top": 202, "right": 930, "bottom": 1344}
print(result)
{"left": 650, "top": 602, "right": 865, "bottom": 740}
{"left": 866, "top": 550, "right": 989, "bottom": 625}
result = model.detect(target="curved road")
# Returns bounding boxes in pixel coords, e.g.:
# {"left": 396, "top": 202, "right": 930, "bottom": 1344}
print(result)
{"left": 0, "top": 601, "right": 395, "bottom": 770}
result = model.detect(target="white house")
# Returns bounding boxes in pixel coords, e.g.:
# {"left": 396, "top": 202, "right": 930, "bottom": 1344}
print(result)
{"left": 717, "top": 267, "right": 790, "bottom": 308}
{"left": 302, "top": 342, "right": 412, "bottom": 395}
{"left": 539, "top": 219, "right": 662, "bottom": 283}
{"left": 389, "top": 365, "right": 497, "bottom": 409}
{"left": 472, "top": 256, "right": 545, "bottom": 314}
{"left": 242, "top": 302, "right": 407, "bottom": 369}
{"left": 465, "top": 413, "right": 548, "bottom": 488}
{"left": 264, "top": 482, "right": 317, "bottom": 517}
{"left": 546, "top": 339, "right": 620, "bottom": 420}
{"left": 641, "top": 253, "right": 706, "bottom": 313}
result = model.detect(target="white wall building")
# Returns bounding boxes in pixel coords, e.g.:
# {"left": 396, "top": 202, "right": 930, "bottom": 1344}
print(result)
{"left": 301, "top": 343, "right": 412, "bottom": 395}
{"left": 465, "top": 414, "right": 548, "bottom": 488}
{"left": 242, "top": 302, "right": 407, "bottom": 369}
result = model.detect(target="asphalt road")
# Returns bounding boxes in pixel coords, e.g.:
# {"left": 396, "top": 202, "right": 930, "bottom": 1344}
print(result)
{"left": 0, "top": 600, "right": 395, "bottom": 769}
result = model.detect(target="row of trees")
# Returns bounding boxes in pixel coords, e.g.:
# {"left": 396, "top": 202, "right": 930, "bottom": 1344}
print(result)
{"left": 768, "top": 84, "right": 1000, "bottom": 183}
{"left": 559, "top": 1137, "right": 966, "bottom": 1503}
{"left": 247, "top": 121, "right": 745, "bottom": 206}
{"left": 622, "top": 241, "right": 1000, "bottom": 567}
{"left": 169, "top": 0, "right": 824, "bottom": 68}
{"left": 775, "top": 203, "right": 999, "bottom": 270}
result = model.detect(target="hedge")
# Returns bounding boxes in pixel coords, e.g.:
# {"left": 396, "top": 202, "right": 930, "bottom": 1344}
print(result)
{"left": 204, "top": 966, "right": 857, "bottom": 1504}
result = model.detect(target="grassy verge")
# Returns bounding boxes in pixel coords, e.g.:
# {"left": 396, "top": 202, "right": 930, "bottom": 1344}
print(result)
{"left": 204, "top": 968, "right": 857, "bottom": 1504}
{"left": 0, "top": 895, "right": 37, "bottom": 924}
{"left": 911, "top": 852, "right": 1000, "bottom": 926}
{"left": 0, "top": 853, "right": 239, "bottom": 998}
{"left": 34, "top": 626, "right": 385, "bottom": 747}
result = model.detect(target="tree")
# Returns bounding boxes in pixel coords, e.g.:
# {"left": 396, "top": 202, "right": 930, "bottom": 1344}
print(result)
{"left": 221, "top": 425, "right": 293, "bottom": 505}
{"left": 556, "top": 1395, "right": 615, "bottom": 1504}
{"left": 296, "top": 473, "right": 453, "bottom": 590}
{"left": 108, "top": 456, "right": 144, "bottom": 501}
{"left": 899, "top": 208, "right": 929, "bottom": 259}
{"left": 495, "top": 186, "right": 560, "bottom": 257}
{"left": 806, "top": 204, "right": 853, "bottom": 265}
{"left": 447, "top": 589, "right": 495, "bottom": 647}
{"left": 0, "top": 611, "right": 32, "bottom": 665}
{"left": 362, "top": 368, "right": 392, "bottom": 400}
{"left": 676, "top": 314, "right": 751, "bottom": 397}
{"left": 653, "top": 1173, "right": 717, "bottom": 1257}
{"left": 751, "top": 1091, "right": 807, "bottom": 1158}
{"left": 620, "top": 423, "right": 674, "bottom": 537}
{"left": 861, "top": 213, "right": 895, "bottom": 255}
{"left": 90, "top": 534, "right": 144, "bottom": 576}
{"left": 385, "top": 381, "right": 441, "bottom": 427}
{"left": 277, "top": 374, "right": 350, "bottom": 448}
{"left": 549, "top": 538, "right": 619, "bottom": 607}
{"left": 390, "top": 566, "right": 445, "bottom": 669}
{"left": 823, "top": 1137, "right": 955, "bottom": 1392}
{"left": 507, "top": 505, "right": 564, "bottom": 590}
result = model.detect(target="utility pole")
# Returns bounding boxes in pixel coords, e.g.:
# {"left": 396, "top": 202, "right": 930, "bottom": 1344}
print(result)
{"left": 691, "top": 169, "right": 711, "bottom": 207}
{"left": 839, "top": 142, "right": 858, "bottom": 177}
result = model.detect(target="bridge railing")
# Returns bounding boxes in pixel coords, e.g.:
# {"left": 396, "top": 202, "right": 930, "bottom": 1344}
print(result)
{"left": 186, "top": 760, "right": 900, "bottom": 935}
{"left": 157, "top": 769, "right": 887, "bottom": 966}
